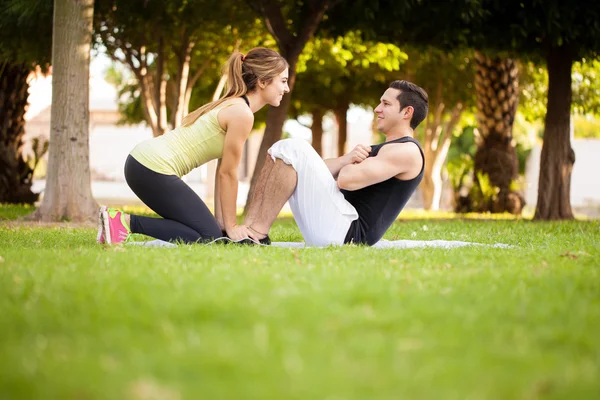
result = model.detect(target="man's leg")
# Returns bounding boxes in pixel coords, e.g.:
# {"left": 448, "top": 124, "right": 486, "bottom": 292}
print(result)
{"left": 244, "top": 156, "right": 298, "bottom": 236}
{"left": 248, "top": 138, "right": 358, "bottom": 246}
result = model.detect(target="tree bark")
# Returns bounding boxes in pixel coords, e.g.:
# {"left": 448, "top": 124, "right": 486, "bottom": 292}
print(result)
{"left": 172, "top": 35, "right": 194, "bottom": 128}
{"left": 310, "top": 108, "right": 324, "bottom": 156}
{"left": 334, "top": 103, "right": 348, "bottom": 157}
{"left": 155, "top": 35, "right": 168, "bottom": 134}
{"left": 244, "top": 0, "right": 333, "bottom": 213}
{"left": 472, "top": 52, "right": 524, "bottom": 214}
{"left": 422, "top": 99, "right": 462, "bottom": 211}
{"left": 31, "top": 0, "right": 97, "bottom": 222}
{"left": 421, "top": 85, "right": 444, "bottom": 211}
{"left": 0, "top": 62, "right": 39, "bottom": 204}
{"left": 127, "top": 45, "right": 162, "bottom": 137}
{"left": 534, "top": 45, "right": 575, "bottom": 220}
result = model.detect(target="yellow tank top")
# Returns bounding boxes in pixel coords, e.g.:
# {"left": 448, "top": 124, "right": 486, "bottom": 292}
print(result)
{"left": 129, "top": 104, "right": 234, "bottom": 177}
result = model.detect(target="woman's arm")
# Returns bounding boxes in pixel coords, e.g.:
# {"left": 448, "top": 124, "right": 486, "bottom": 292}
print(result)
{"left": 217, "top": 105, "right": 259, "bottom": 241}
{"left": 214, "top": 159, "right": 224, "bottom": 231}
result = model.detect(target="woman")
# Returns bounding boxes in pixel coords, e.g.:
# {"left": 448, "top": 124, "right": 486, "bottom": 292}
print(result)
{"left": 98, "top": 47, "right": 289, "bottom": 245}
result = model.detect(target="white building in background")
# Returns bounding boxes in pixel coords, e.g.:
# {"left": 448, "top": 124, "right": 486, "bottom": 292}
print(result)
{"left": 25, "top": 72, "right": 151, "bottom": 179}
{"left": 524, "top": 140, "right": 600, "bottom": 212}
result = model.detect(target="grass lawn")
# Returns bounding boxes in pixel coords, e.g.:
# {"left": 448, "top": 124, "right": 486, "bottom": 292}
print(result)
{"left": 1, "top": 204, "right": 599, "bottom": 400}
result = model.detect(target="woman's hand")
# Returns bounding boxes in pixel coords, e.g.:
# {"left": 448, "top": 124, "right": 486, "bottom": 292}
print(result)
{"left": 226, "top": 224, "right": 260, "bottom": 242}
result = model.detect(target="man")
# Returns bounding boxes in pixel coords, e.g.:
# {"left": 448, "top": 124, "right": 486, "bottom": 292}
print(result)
{"left": 243, "top": 80, "right": 428, "bottom": 246}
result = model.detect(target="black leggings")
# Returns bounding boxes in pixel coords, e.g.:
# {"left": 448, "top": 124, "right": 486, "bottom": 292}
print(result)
{"left": 124, "top": 155, "right": 222, "bottom": 243}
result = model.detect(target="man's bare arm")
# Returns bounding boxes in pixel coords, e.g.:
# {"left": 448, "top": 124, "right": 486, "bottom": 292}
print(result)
{"left": 337, "top": 143, "right": 422, "bottom": 191}
{"left": 324, "top": 144, "right": 371, "bottom": 179}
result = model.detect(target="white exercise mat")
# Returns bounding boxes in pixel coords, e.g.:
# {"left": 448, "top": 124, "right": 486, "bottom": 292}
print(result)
{"left": 127, "top": 238, "right": 512, "bottom": 249}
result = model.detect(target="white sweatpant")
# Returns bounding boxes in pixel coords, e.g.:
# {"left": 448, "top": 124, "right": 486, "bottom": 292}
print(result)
{"left": 268, "top": 138, "right": 358, "bottom": 246}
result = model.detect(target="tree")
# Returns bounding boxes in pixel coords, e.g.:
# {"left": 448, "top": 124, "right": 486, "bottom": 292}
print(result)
{"left": 292, "top": 32, "right": 405, "bottom": 156}
{"left": 31, "top": 0, "right": 97, "bottom": 221}
{"left": 470, "top": 0, "right": 600, "bottom": 219}
{"left": 329, "top": 0, "right": 600, "bottom": 219}
{"left": 520, "top": 58, "right": 600, "bottom": 126}
{"left": 105, "top": 25, "right": 274, "bottom": 130}
{"left": 324, "top": 0, "right": 492, "bottom": 211}
{"left": 404, "top": 47, "right": 475, "bottom": 211}
{"left": 94, "top": 0, "right": 262, "bottom": 136}
{"left": 0, "top": 0, "right": 52, "bottom": 204}
{"left": 571, "top": 58, "right": 600, "bottom": 116}
{"left": 244, "top": 0, "right": 341, "bottom": 209}
{"left": 471, "top": 52, "right": 524, "bottom": 213}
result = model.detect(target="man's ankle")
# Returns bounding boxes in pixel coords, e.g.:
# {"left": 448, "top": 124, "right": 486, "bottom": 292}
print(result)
{"left": 248, "top": 225, "right": 268, "bottom": 239}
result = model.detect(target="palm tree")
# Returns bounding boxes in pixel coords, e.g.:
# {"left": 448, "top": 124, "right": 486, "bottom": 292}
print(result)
{"left": 472, "top": 52, "right": 524, "bottom": 213}
{"left": 0, "top": 0, "right": 52, "bottom": 204}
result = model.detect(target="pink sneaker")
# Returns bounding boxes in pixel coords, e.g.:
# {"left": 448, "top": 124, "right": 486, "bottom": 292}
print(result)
{"left": 101, "top": 208, "right": 132, "bottom": 244}
{"left": 96, "top": 205, "right": 107, "bottom": 244}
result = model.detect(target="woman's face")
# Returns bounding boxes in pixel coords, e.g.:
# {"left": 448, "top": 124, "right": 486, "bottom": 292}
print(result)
{"left": 261, "top": 68, "right": 290, "bottom": 107}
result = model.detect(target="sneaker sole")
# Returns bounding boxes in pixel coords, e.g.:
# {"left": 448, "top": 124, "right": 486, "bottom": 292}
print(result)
{"left": 101, "top": 208, "right": 113, "bottom": 244}
{"left": 96, "top": 205, "right": 107, "bottom": 244}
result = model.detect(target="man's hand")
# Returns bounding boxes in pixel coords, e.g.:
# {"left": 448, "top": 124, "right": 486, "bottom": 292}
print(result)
{"left": 324, "top": 144, "right": 372, "bottom": 179}
{"left": 343, "top": 144, "right": 371, "bottom": 165}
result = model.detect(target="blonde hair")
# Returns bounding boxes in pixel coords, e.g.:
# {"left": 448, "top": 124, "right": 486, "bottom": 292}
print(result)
{"left": 181, "top": 47, "right": 288, "bottom": 127}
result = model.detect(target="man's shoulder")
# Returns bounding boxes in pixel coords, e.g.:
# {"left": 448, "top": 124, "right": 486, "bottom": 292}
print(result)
{"left": 376, "top": 139, "right": 422, "bottom": 159}
{"left": 375, "top": 139, "right": 423, "bottom": 179}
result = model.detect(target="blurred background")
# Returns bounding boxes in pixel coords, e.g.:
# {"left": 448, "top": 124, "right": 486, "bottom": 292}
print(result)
{"left": 3, "top": 0, "right": 600, "bottom": 218}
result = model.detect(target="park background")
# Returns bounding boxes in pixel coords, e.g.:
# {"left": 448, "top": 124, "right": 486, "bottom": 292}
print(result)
{"left": 1, "top": 1, "right": 599, "bottom": 399}
{"left": 3, "top": 0, "right": 600, "bottom": 220}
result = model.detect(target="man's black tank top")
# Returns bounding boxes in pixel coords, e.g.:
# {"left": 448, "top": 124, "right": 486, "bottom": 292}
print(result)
{"left": 342, "top": 136, "right": 425, "bottom": 246}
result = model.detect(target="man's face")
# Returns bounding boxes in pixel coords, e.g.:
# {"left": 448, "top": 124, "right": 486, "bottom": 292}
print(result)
{"left": 374, "top": 88, "right": 406, "bottom": 133}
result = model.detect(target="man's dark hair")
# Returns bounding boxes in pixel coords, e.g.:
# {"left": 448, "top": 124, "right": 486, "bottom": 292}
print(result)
{"left": 389, "top": 80, "right": 429, "bottom": 129}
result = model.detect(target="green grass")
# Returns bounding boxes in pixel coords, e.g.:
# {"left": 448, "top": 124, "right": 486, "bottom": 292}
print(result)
{"left": 0, "top": 204, "right": 37, "bottom": 220}
{"left": 1, "top": 204, "right": 599, "bottom": 399}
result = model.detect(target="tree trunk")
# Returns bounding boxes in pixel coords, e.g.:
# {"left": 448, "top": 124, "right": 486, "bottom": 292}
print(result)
{"left": 311, "top": 108, "right": 324, "bottom": 156}
{"left": 334, "top": 103, "right": 348, "bottom": 157}
{"left": 534, "top": 45, "right": 575, "bottom": 220}
{"left": 155, "top": 35, "right": 168, "bottom": 133}
{"left": 421, "top": 89, "right": 444, "bottom": 211}
{"left": 243, "top": 63, "right": 296, "bottom": 213}
{"left": 31, "top": 0, "right": 97, "bottom": 222}
{"left": 183, "top": 48, "right": 220, "bottom": 124}
{"left": 172, "top": 38, "right": 194, "bottom": 128}
{"left": 0, "top": 62, "right": 39, "bottom": 204}
{"left": 472, "top": 52, "right": 524, "bottom": 214}
{"left": 129, "top": 45, "right": 164, "bottom": 137}
{"left": 244, "top": 1, "right": 333, "bottom": 213}
{"left": 421, "top": 101, "right": 462, "bottom": 211}
{"left": 212, "top": 74, "right": 227, "bottom": 102}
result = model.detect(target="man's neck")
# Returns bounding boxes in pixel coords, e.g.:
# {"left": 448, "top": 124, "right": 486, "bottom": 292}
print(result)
{"left": 384, "top": 126, "right": 413, "bottom": 142}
